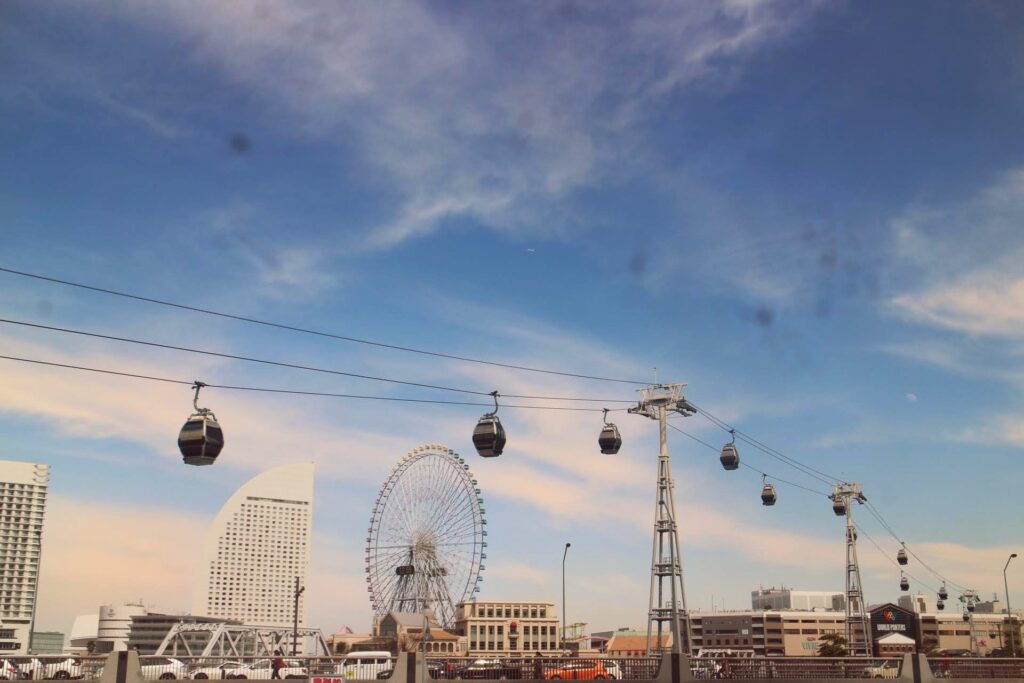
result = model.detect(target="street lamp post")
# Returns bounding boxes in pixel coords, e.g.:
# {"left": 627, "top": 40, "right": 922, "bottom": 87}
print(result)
{"left": 292, "top": 577, "right": 305, "bottom": 656}
{"left": 562, "top": 543, "right": 571, "bottom": 654}
{"left": 1005, "top": 553, "right": 1018, "bottom": 657}
{"left": 420, "top": 613, "right": 433, "bottom": 683}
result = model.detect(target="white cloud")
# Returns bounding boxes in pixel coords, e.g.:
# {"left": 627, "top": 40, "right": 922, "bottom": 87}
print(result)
{"left": 108, "top": 1, "right": 820, "bottom": 249}
{"left": 889, "top": 167, "right": 1024, "bottom": 338}
{"left": 905, "top": 393, "right": 917, "bottom": 402}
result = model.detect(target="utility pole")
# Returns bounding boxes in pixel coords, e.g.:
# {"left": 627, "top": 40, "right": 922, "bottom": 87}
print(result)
{"left": 830, "top": 483, "right": 871, "bottom": 657}
{"left": 629, "top": 383, "right": 696, "bottom": 656}
{"left": 1005, "top": 553, "right": 1018, "bottom": 657}
{"left": 292, "top": 577, "right": 305, "bottom": 656}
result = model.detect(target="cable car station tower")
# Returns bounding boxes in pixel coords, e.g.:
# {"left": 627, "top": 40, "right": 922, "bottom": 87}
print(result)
{"left": 830, "top": 482, "right": 872, "bottom": 656}
{"left": 629, "top": 384, "right": 696, "bottom": 656}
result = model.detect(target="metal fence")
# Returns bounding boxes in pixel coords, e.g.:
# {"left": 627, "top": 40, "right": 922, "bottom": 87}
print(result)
{"left": 926, "top": 658, "right": 1024, "bottom": 680}
{"left": 134, "top": 656, "right": 398, "bottom": 681}
{"left": 423, "top": 656, "right": 661, "bottom": 680}
{"left": 0, "top": 656, "right": 107, "bottom": 680}
{"left": 688, "top": 657, "right": 902, "bottom": 680}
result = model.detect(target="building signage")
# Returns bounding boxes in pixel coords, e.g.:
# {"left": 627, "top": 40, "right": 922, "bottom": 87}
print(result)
{"left": 869, "top": 604, "right": 919, "bottom": 648}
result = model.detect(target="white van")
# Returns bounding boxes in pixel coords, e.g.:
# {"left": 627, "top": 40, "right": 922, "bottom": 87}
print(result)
{"left": 337, "top": 651, "right": 393, "bottom": 680}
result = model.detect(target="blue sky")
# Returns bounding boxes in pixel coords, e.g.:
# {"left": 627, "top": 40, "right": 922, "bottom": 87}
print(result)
{"left": 1, "top": 1, "right": 1023, "bottom": 636}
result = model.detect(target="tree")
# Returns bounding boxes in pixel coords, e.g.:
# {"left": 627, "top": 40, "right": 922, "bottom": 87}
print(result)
{"left": 818, "top": 633, "right": 848, "bottom": 657}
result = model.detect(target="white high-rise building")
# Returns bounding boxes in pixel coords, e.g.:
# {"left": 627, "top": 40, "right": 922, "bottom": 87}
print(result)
{"left": 0, "top": 460, "right": 50, "bottom": 654}
{"left": 193, "top": 463, "right": 314, "bottom": 626}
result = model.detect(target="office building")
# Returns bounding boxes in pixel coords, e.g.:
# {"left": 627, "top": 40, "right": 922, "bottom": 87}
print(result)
{"left": 454, "top": 600, "right": 559, "bottom": 655}
{"left": 898, "top": 594, "right": 933, "bottom": 615}
{"left": 751, "top": 587, "right": 845, "bottom": 611}
{"left": 29, "top": 631, "right": 64, "bottom": 654}
{"left": 192, "top": 463, "right": 315, "bottom": 627}
{"left": 0, "top": 460, "right": 50, "bottom": 655}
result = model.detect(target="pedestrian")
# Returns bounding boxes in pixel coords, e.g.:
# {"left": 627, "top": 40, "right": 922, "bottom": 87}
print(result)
{"left": 272, "top": 650, "right": 285, "bottom": 680}
{"left": 533, "top": 651, "right": 543, "bottom": 680}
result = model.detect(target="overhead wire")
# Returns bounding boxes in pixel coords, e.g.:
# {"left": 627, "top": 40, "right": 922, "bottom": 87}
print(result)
{"left": 670, "top": 414, "right": 971, "bottom": 592}
{"left": 0, "top": 266, "right": 978, "bottom": 591}
{"left": 862, "top": 499, "right": 969, "bottom": 593}
{"left": 667, "top": 423, "right": 831, "bottom": 497}
{"left": 687, "top": 402, "right": 843, "bottom": 486}
{"left": 851, "top": 519, "right": 939, "bottom": 596}
{"left": 0, "top": 318, "right": 637, "bottom": 404}
{"left": 0, "top": 354, "right": 626, "bottom": 412}
{"left": 0, "top": 265, "right": 649, "bottom": 385}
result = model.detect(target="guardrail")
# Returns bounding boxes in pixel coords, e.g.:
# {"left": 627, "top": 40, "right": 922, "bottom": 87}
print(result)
{"left": 925, "top": 658, "right": 1024, "bottom": 680}
{"left": 0, "top": 655, "right": 107, "bottom": 680}
{"left": 423, "top": 655, "right": 661, "bottom": 680}
{"left": 690, "top": 656, "right": 900, "bottom": 680}
{"left": 4, "top": 652, "right": 1024, "bottom": 683}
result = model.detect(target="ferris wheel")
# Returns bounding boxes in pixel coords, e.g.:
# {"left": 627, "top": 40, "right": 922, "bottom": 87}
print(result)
{"left": 365, "top": 444, "right": 486, "bottom": 628}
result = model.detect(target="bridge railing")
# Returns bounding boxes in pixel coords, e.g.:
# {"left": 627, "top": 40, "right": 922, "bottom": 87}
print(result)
{"left": 423, "top": 655, "right": 662, "bottom": 680}
{"left": 0, "top": 655, "right": 107, "bottom": 680}
{"left": 925, "top": 658, "right": 1024, "bottom": 680}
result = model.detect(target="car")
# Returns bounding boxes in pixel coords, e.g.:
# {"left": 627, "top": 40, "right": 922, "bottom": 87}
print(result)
{"left": 862, "top": 660, "right": 900, "bottom": 679}
{"left": 599, "top": 663, "right": 621, "bottom": 681}
{"left": 140, "top": 657, "right": 189, "bottom": 680}
{"left": 187, "top": 661, "right": 243, "bottom": 680}
{"left": 453, "top": 659, "right": 522, "bottom": 680}
{"left": 542, "top": 661, "right": 616, "bottom": 680}
{"left": 0, "top": 660, "right": 23, "bottom": 681}
{"left": 337, "top": 652, "right": 394, "bottom": 680}
{"left": 21, "top": 658, "right": 85, "bottom": 680}
{"left": 225, "top": 659, "right": 308, "bottom": 680}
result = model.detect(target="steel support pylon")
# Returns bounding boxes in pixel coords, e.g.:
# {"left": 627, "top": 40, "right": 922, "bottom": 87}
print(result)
{"left": 832, "top": 483, "right": 872, "bottom": 656}
{"left": 630, "top": 384, "right": 696, "bottom": 656}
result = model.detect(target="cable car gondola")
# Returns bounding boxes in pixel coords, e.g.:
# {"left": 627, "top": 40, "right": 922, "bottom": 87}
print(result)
{"left": 967, "top": 602, "right": 975, "bottom": 613}
{"left": 720, "top": 429, "right": 740, "bottom": 470}
{"left": 937, "top": 599, "right": 944, "bottom": 611}
{"left": 177, "top": 381, "right": 224, "bottom": 466}
{"left": 832, "top": 496, "right": 847, "bottom": 517}
{"left": 897, "top": 543, "right": 908, "bottom": 566}
{"left": 598, "top": 409, "right": 622, "bottom": 455}
{"left": 472, "top": 391, "right": 506, "bottom": 458}
{"left": 962, "top": 611, "right": 970, "bottom": 622}
{"left": 900, "top": 572, "right": 909, "bottom": 591}
{"left": 938, "top": 584, "right": 948, "bottom": 601}
{"left": 760, "top": 476, "right": 777, "bottom": 506}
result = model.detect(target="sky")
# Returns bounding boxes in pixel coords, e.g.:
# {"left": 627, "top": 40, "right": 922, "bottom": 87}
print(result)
{"left": 1, "top": 0, "right": 1023, "bottom": 639}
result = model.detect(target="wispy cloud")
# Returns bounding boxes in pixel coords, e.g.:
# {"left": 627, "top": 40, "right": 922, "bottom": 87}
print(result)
{"left": 205, "top": 204, "right": 341, "bottom": 299}
{"left": 889, "top": 167, "right": 1024, "bottom": 338}
{"left": 110, "top": 1, "right": 821, "bottom": 250}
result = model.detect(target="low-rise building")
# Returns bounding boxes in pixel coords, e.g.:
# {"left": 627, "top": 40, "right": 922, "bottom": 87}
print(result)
{"left": 454, "top": 600, "right": 559, "bottom": 656}
{"left": 376, "top": 612, "right": 463, "bottom": 654}
{"left": 605, "top": 630, "right": 671, "bottom": 657}
{"left": 127, "top": 613, "right": 239, "bottom": 654}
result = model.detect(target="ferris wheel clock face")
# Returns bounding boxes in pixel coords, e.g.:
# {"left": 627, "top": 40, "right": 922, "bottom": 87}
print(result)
{"left": 365, "top": 444, "right": 486, "bottom": 627}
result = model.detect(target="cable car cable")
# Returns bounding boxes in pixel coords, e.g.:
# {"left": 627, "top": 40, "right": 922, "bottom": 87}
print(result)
{"left": 0, "top": 265, "right": 650, "bottom": 385}
{"left": 677, "top": 408, "right": 839, "bottom": 487}
{"left": 692, "top": 404, "right": 843, "bottom": 485}
{"left": 862, "top": 499, "right": 969, "bottom": 592}
{"left": 0, "top": 318, "right": 636, "bottom": 404}
{"left": 666, "top": 423, "right": 830, "bottom": 497}
{"left": 0, "top": 354, "right": 628, "bottom": 412}
{"left": 851, "top": 521, "right": 939, "bottom": 595}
